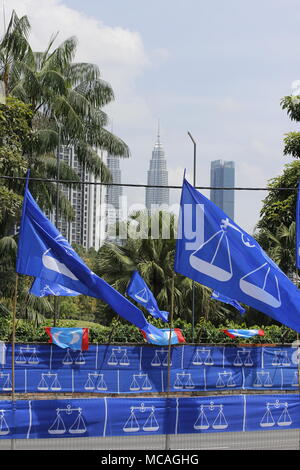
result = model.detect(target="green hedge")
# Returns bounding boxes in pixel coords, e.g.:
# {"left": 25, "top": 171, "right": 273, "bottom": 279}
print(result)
{"left": 1, "top": 317, "right": 297, "bottom": 344}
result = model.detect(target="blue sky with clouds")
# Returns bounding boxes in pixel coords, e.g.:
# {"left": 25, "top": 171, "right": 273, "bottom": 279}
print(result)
{"left": 6, "top": 0, "right": 300, "bottom": 232}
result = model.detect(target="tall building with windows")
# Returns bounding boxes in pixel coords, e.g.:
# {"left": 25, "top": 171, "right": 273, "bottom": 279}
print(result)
{"left": 145, "top": 128, "right": 169, "bottom": 211}
{"left": 105, "top": 154, "right": 123, "bottom": 243}
{"left": 51, "top": 146, "right": 102, "bottom": 250}
{"left": 210, "top": 160, "right": 235, "bottom": 220}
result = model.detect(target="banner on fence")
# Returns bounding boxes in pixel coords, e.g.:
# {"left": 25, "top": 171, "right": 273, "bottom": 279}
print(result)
{"left": 1, "top": 343, "right": 299, "bottom": 394}
{"left": 0, "top": 394, "right": 299, "bottom": 439}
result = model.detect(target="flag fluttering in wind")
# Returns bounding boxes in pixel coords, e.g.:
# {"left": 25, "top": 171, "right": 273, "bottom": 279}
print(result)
{"left": 45, "top": 327, "right": 89, "bottom": 350}
{"left": 141, "top": 328, "right": 185, "bottom": 345}
{"left": 175, "top": 178, "right": 300, "bottom": 332}
{"left": 211, "top": 290, "right": 246, "bottom": 315}
{"left": 126, "top": 270, "right": 169, "bottom": 322}
{"left": 30, "top": 278, "right": 79, "bottom": 297}
{"left": 16, "top": 184, "right": 164, "bottom": 339}
{"left": 223, "top": 329, "right": 264, "bottom": 339}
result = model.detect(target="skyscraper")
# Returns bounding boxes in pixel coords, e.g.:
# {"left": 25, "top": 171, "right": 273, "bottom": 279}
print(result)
{"left": 145, "top": 128, "right": 169, "bottom": 211}
{"left": 51, "top": 146, "right": 102, "bottom": 250}
{"left": 210, "top": 160, "right": 235, "bottom": 220}
{"left": 105, "top": 154, "right": 123, "bottom": 243}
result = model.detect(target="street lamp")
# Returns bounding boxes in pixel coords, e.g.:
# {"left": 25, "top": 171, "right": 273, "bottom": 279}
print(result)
{"left": 187, "top": 131, "right": 197, "bottom": 342}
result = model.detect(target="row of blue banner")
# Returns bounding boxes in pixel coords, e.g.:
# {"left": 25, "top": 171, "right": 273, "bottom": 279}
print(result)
{"left": 0, "top": 343, "right": 299, "bottom": 393}
{"left": 0, "top": 393, "right": 299, "bottom": 439}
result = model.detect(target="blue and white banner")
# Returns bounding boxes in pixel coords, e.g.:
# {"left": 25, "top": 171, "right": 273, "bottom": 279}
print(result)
{"left": 0, "top": 393, "right": 299, "bottom": 439}
{"left": 16, "top": 186, "right": 163, "bottom": 339}
{"left": 175, "top": 178, "right": 300, "bottom": 332}
{"left": 1, "top": 343, "right": 299, "bottom": 394}
{"left": 126, "top": 271, "right": 169, "bottom": 322}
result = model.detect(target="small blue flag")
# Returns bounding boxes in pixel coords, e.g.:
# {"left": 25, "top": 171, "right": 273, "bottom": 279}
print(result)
{"left": 141, "top": 328, "right": 185, "bottom": 345}
{"left": 45, "top": 327, "right": 89, "bottom": 350}
{"left": 211, "top": 290, "right": 246, "bottom": 315}
{"left": 175, "top": 178, "right": 300, "bottom": 332}
{"left": 296, "top": 181, "right": 300, "bottom": 269}
{"left": 16, "top": 185, "right": 164, "bottom": 338}
{"left": 30, "top": 278, "right": 79, "bottom": 297}
{"left": 126, "top": 271, "right": 169, "bottom": 322}
{"left": 223, "top": 329, "right": 264, "bottom": 339}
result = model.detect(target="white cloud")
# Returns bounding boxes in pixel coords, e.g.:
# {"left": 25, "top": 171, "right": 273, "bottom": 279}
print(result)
{"left": 4, "top": 0, "right": 150, "bottom": 92}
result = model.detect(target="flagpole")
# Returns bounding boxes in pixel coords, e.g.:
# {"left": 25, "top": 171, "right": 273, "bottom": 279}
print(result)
{"left": 165, "top": 273, "right": 175, "bottom": 450}
{"left": 187, "top": 132, "right": 196, "bottom": 343}
{"left": 10, "top": 272, "right": 18, "bottom": 450}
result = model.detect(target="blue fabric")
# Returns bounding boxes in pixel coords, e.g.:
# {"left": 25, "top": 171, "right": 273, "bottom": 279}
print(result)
{"left": 223, "top": 329, "right": 263, "bottom": 338}
{"left": 126, "top": 271, "right": 169, "bottom": 322}
{"left": 30, "top": 278, "right": 79, "bottom": 297}
{"left": 175, "top": 178, "right": 300, "bottom": 332}
{"left": 1, "top": 343, "right": 299, "bottom": 394}
{"left": 296, "top": 181, "right": 300, "bottom": 269}
{"left": 211, "top": 290, "right": 246, "bottom": 315}
{"left": 1, "top": 393, "right": 299, "bottom": 439}
{"left": 16, "top": 188, "right": 164, "bottom": 337}
{"left": 142, "top": 328, "right": 183, "bottom": 345}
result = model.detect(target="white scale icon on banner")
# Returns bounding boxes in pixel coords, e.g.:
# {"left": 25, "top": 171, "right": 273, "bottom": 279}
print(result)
{"left": 194, "top": 402, "right": 228, "bottom": 430}
{"left": 107, "top": 348, "right": 130, "bottom": 366}
{"left": 134, "top": 288, "right": 148, "bottom": 303}
{"left": 174, "top": 372, "right": 195, "bottom": 390}
{"left": 233, "top": 349, "right": 253, "bottom": 367}
{"left": 260, "top": 400, "right": 292, "bottom": 428}
{"left": 216, "top": 371, "right": 236, "bottom": 388}
{"left": 84, "top": 373, "right": 107, "bottom": 391}
{"left": 0, "top": 372, "right": 12, "bottom": 391}
{"left": 62, "top": 349, "right": 85, "bottom": 366}
{"left": 189, "top": 218, "right": 281, "bottom": 308}
{"left": 151, "top": 349, "right": 171, "bottom": 367}
{"left": 15, "top": 346, "right": 39, "bottom": 365}
{"left": 253, "top": 371, "right": 273, "bottom": 388}
{"left": 192, "top": 348, "right": 214, "bottom": 366}
{"left": 48, "top": 405, "right": 87, "bottom": 435}
{"left": 37, "top": 372, "right": 61, "bottom": 391}
{"left": 271, "top": 350, "right": 291, "bottom": 367}
{"left": 123, "top": 403, "right": 159, "bottom": 433}
{"left": 0, "top": 410, "right": 10, "bottom": 435}
{"left": 130, "top": 373, "right": 152, "bottom": 391}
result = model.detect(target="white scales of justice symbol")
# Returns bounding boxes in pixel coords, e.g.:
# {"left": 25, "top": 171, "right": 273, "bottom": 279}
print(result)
{"left": 42, "top": 235, "right": 79, "bottom": 280}
{"left": 189, "top": 217, "right": 281, "bottom": 308}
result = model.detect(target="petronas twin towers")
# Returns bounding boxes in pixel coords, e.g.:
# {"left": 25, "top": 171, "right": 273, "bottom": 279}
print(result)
{"left": 145, "top": 127, "right": 169, "bottom": 211}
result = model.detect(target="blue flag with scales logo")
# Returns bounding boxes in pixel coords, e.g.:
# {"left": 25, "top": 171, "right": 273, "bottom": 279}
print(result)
{"left": 126, "top": 271, "right": 169, "bottom": 322}
{"left": 16, "top": 185, "right": 163, "bottom": 337}
{"left": 175, "top": 178, "right": 300, "bottom": 332}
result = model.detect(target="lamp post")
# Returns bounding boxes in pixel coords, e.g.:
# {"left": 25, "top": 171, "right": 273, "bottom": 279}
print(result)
{"left": 187, "top": 132, "right": 196, "bottom": 343}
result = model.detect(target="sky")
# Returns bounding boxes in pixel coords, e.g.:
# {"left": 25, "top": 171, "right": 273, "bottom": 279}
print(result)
{"left": 4, "top": 0, "right": 300, "bottom": 232}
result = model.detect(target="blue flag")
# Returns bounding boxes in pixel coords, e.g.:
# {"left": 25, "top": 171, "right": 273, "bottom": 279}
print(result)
{"left": 211, "top": 290, "right": 246, "bottom": 315}
{"left": 296, "top": 181, "right": 300, "bottom": 269}
{"left": 30, "top": 278, "right": 79, "bottom": 297}
{"left": 126, "top": 271, "right": 169, "bottom": 322}
{"left": 175, "top": 178, "right": 300, "bottom": 332}
{"left": 16, "top": 186, "right": 163, "bottom": 337}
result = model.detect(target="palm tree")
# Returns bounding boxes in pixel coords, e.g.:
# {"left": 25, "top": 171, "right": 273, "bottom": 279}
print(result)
{"left": 1, "top": 11, "right": 129, "bottom": 217}
{"left": 255, "top": 222, "right": 297, "bottom": 278}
